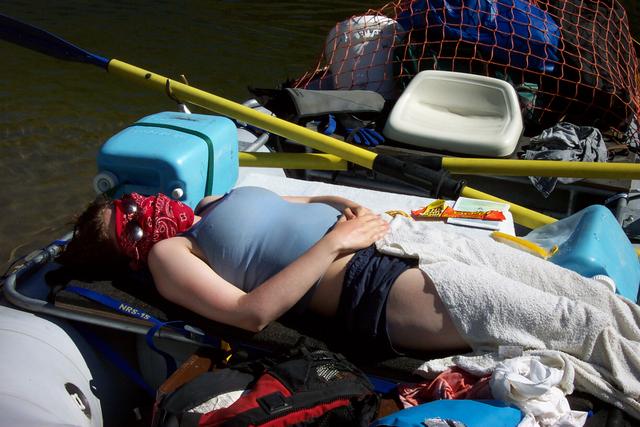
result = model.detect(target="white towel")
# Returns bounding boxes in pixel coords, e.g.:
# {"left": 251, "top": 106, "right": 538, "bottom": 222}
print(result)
{"left": 376, "top": 216, "right": 640, "bottom": 419}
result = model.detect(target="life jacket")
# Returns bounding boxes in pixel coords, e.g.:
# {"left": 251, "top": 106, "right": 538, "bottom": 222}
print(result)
{"left": 152, "top": 345, "right": 380, "bottom": 427}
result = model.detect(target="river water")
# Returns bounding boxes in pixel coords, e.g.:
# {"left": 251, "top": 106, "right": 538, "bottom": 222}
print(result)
{"left": 0, "top": 0, "right": 386, "bottom": 271}
{"left": 0, "top": 1, "right": 638, "bottom": 272}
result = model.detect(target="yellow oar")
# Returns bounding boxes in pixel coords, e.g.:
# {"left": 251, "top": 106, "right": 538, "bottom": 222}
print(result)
{"left": 238, "top": 152, "right": 349, "bottom": 170}
{"left": 239, "top": 152, "right": 640, "bottom": 179}
{"left": 108, "top": 61, "right": 558, "bottom": 229}
{"left": 436, "top": 157, "right": 640, "bottom": 179}
{"left": 108, "top": 61, "right": 379, "bottom": 168}
{"left": 1, "top": 13, "right": 556, "bottom": 229}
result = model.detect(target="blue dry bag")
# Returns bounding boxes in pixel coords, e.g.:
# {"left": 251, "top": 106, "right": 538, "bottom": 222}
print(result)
{"left": 371, "top": 399, "right": 523, "bottom": 427}
{"left": 398, "top": 0, "right": 560, "bottom": 73}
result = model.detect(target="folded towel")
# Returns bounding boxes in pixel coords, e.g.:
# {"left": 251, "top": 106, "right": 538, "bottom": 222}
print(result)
{"left": 376, "top": 216, "right": 640, "bottom": 419}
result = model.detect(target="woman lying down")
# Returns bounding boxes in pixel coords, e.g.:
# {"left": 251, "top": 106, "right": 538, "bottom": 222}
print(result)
{"left": 57, "top": 186, "right": 640, "bottom": 419}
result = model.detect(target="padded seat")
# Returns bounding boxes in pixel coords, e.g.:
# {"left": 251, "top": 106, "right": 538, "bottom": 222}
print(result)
{"left": 383, "top": 70, "right": 523, "bottom": 157}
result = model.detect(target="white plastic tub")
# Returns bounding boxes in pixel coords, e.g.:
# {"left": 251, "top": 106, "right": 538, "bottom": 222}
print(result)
{"left": 383, "top": 71, "right": 523, "bottom": 157}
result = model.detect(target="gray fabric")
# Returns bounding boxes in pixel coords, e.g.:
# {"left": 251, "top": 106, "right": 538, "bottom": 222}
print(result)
{"left": 523, "top": 122, "right": 608, "bottom": 197}
{"left": 184, "top": 186, "right": 340, "bottom": 314}
{"left": 285, "top": 88, "right": 385, "bottom": 118}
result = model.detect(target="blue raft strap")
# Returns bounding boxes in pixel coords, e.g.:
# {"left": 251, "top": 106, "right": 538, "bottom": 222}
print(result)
{"left": 65, "top": 285, "right": 224, "bottom": 376}
{"left": 141, "top": 319, "right": 224, "bottom": 377}
{"left": 144, "top": 321, "right": 187, "bottom": 376}
{"left": 74, "top": 323, "right": 156, "bottom": 397}
{"left": 65, "top": 285, "right": 221, "bottom": 344}
{"left": 66, "top": 285, "right": 166, "bottom": 325}
{"left": 366, "top": 374, "right": 398, "bottom": 395}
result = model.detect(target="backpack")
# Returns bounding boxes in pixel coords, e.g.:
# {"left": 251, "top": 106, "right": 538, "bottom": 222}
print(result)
{"left": 152, "top": 345, "right": 380, "bottom": 427}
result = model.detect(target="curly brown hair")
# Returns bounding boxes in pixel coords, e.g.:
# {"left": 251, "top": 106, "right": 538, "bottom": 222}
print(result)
{"left": 56, "top": 196, "right": 129, "bottom": 274}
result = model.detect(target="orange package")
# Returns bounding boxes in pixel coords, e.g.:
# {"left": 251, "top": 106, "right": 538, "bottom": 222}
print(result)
{"left": 411, "top": 199, "right": 505, "bottom": 221}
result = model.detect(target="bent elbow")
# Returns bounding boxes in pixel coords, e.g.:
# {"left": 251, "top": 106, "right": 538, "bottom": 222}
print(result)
{"left": 244, "top": 318, "right": 270, "bottom": 333}
{"left": 240, "top": 311, "right": 272, "bottom": 333}
{"left": 253, "top": 321, "right": 270, "bottom": 333}
{"left": 252, "top": 313, "right": 273, "bottom": 332}
{"left": 237, "top": 298, "right": 276, "bottom": 332}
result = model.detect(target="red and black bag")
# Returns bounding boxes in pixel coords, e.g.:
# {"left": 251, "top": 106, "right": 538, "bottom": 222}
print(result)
{"left": 152, "top": 345, "right": 380, "bottom": 427}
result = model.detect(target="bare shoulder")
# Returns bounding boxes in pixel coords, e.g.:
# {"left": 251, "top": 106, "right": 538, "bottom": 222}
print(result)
{"left": 147, "top": 236, "right": 205, "bottom": 297}
{"left": 147, "top": 237, "right": 196, "bottom": 279}
{"left": 149, "top": 236, "right": 191, "bottom": 259}
{"left": 195, "top": 195, "right": 224, "bottom": 212}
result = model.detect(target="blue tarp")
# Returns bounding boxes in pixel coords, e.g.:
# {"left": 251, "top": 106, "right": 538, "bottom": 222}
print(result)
{"left": 398, "top": 0, "right": 560, "bottom": 73}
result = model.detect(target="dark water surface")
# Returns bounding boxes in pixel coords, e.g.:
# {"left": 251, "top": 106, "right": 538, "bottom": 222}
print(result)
{"left": 0, "top": 1, "right": 638, "bottom": 272}
{"left": 0, "top": 1, "right": 386, "bottom": 271}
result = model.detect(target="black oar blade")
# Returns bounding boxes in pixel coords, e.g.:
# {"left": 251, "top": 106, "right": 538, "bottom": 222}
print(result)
{"left": 0, "top": 13, "right": 109, "bottom": 69}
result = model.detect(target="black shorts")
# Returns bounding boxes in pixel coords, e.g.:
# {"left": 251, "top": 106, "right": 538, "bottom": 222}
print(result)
{"left": 336, "top": 245, "right": 417, "bottom": 355}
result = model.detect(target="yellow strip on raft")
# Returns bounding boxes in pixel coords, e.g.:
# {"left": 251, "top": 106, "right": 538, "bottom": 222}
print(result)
{"left": 239, "top": 152, "right": 348, "bottom": 170}
{"left": 442, "top": 157, "right": 640, "bottom": 179}
{"left": 461, "top": 187, "right": 556, "bottom": 230}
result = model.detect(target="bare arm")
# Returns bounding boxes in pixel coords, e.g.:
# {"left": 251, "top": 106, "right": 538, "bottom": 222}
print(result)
{"left": 148, "top": 212, "right": 389, "bottom": 332}
{"left": 283, "top": 195, "right": 371, "bottom": 219}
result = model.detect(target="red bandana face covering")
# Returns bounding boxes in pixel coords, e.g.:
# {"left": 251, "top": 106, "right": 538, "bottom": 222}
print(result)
{"left": 113, "top": 193, "right": 194, "bottom": 268}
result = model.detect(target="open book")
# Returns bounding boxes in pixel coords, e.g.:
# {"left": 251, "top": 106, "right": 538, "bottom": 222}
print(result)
{"left": 447, "top": 197, "right": 511, "bottom": 231}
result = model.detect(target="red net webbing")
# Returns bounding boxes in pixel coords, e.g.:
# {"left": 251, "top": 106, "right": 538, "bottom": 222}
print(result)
{"left": 293, "top": 0, "right": 640, "bottom": 148}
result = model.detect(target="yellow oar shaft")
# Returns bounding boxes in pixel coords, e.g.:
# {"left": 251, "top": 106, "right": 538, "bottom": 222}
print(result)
{"left": 107, "top": 59, "right": 555, "bottom": 229}
{"left": 108, "top": 60, "right": 377, "bottom": 169}
{"left": 461, "top": 187, "right": 557, "bottom": 229}
{"left": 239, "top": 152, "right": 348, "bottom": 170}
{"left": 443, "top": 157, "right": 640, "bottom": 178}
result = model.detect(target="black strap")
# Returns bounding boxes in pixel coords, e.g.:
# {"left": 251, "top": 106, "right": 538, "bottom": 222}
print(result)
{"left": 372, "top": 154, "right": 465, "bottom": 199}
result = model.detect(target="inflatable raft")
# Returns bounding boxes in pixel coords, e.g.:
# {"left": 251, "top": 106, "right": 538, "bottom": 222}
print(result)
{"left": 2, "top": 12, "right": 640, "bottom": 426}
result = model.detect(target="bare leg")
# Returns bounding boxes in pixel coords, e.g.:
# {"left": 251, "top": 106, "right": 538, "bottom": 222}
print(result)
{"left": 386, "top": 268, "right": 470, "bottom": 353}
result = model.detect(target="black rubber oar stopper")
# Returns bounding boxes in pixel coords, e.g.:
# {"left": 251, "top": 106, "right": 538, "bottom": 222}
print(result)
{"left": 372, "top": 154, "right": 465, "bottom": 199}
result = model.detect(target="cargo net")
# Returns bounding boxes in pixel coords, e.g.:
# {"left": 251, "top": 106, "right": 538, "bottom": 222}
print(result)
{"left": 293, "top": 0, "right": 640, "bottom": 151}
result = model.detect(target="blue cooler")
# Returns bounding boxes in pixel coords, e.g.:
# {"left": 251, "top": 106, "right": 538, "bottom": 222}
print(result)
{"left": 548, "top": 205, "right": 640, "bottom": 302}
{"left": 95, "top": 112, "right": 238, "bottom": 208}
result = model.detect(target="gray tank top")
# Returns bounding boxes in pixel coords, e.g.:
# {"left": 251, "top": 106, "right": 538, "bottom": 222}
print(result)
{"left": 184, "top": 186, "right": 340, "bottom": 312}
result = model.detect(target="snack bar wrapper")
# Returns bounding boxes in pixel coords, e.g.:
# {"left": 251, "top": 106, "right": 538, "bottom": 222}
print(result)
{"left": 411, "top": 199, "right": 506, "bottom": 221}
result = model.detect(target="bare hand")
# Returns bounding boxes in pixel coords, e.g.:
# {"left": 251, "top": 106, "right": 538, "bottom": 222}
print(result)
{"left": 326, "top": 212, "right": 389, "bottom": 253}
{"left": 343, "top": 205, "right": 373, "bottom": 220}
